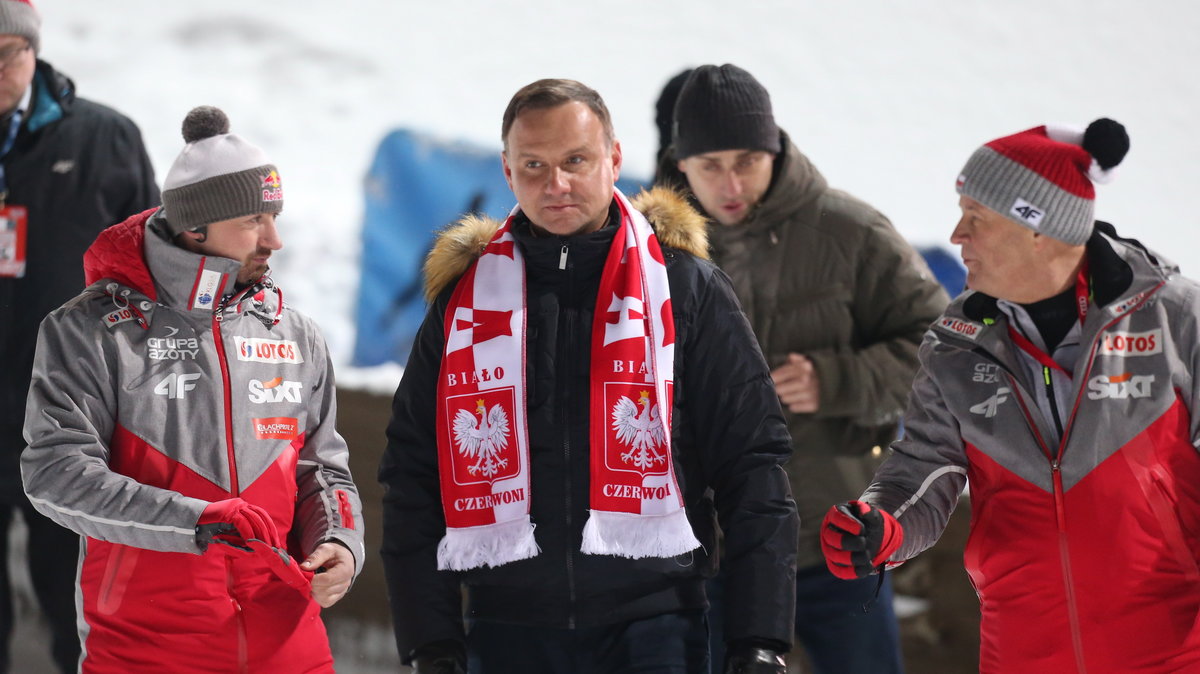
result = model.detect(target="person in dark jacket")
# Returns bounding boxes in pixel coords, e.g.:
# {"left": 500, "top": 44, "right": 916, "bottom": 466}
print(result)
{"left": 0, "top": 2, "right": 158, "bottom": 671}
{"left": 659, "top": 64, "right": 949, "bottom": 673}
{"left": 380, "top": 78, "right": 799, "bottom": 674}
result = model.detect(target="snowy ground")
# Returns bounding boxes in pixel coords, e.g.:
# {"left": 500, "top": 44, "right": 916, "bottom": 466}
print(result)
{"left": 35, "top": 0, "right": 1200, "bottom": 391}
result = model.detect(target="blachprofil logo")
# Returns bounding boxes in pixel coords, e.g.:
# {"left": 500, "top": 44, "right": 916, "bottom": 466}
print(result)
{"left": 253, "top": 417, "right": 300, "bottom": 440}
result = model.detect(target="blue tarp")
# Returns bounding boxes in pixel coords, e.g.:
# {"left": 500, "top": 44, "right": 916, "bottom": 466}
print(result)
{"left": 352, "top": 128, "right": 965, "bottom": 366}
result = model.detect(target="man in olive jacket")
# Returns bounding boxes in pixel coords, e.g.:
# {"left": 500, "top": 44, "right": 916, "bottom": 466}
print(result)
{"left": 659, "top": 64, "right": 949, "bottom": 673}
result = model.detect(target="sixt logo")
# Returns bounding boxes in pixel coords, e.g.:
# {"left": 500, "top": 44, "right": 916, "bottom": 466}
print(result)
{"left": 1010, "top": 198, "right": 1045, "bottom": 227}
{"left": 939, "top": 317, "right": 983, "bottom": 340}
{"left": 1087, "top": 372, "right": 1154, "bottom": 400}
{"left": 1097, "top": 329, "right": 1162, "bottom": 357}
{"left": 233, "top": 337, "right": 303, "bottom": 364}
{"left": 248, "top": 377, "right": 303, "bottom": 404}
{"left": 261, "top": 170, "right": 283, "bottom": 202}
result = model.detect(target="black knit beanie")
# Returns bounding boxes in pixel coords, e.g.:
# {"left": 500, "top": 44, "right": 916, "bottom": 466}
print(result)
{"left": 672, "top": 64, "right": 781, "bottom": 160}
{"left": 655, "top": 68, "right": 693, "bottom": 157}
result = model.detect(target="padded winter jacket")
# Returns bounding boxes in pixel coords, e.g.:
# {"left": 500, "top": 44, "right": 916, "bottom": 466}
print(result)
{"left": 380, "top": 188, "right": 799, "bottom": 661}
{"left": 661, "top": 133, "right": 949, "bottom": 568}
{"left": 21, "top": 209, "right": 363, "bottom": 673}
{"left": 0, "top": 60, "right": 159, "bottom": 501}
{"left": 864, "top": 224, "right": 1200, "bottom": 673}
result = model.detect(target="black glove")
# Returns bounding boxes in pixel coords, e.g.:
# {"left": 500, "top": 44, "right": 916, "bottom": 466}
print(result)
{"left": 724, "top": 643, "right": 786, "bottom": 674}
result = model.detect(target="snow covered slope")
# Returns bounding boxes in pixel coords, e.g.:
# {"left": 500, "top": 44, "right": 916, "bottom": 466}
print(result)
{"left": 36, "top": 0, "right": 1199, "bottom": 385}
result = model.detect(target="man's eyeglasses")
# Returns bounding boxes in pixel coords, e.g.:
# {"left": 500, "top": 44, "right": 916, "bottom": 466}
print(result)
{"left": 0, "top": 43, "right": 31, "bottom": 71}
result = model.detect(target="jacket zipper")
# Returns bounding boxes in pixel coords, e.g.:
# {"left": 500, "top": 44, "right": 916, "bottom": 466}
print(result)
{"left": 999, "top": 284, "right": 1165, "bottom": 674}
{"left": 212, "top": 303, "right": 239, "bottom": 495}
{"left": 1043, "top": 366, "right": 1065, "bottom": 439}
{"left": 559, "top": 243, "right": 577, "bottom": 629}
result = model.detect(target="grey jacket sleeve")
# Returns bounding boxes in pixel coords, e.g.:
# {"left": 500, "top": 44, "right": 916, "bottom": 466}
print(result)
{"left": 860, "top": 336, "right": 968, "bottom": 561}
{"left": 807, "top": 216, "right": 950, "bottom": 427}
{"left": 293, "top": 333, "right": 365, "bottom": 577}
{"left": 21, "top": 303, "right": 209, "bottom": 553}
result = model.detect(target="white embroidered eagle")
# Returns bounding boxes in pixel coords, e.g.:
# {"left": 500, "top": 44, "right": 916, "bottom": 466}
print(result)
{"left": 452, "top": 399, "right": 511, "bottom": 478}
{"left": 611, "top": 390, "right": 667, "bottom": 470}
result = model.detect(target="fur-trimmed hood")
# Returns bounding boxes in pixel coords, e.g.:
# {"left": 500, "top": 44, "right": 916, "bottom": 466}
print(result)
{"left": 423, "top": 187, "right": 709, "bottom": 302}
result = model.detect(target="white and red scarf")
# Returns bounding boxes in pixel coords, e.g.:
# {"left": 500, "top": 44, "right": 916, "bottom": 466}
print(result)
{"left": 435, "top": 190, "right": 700, "bottom": 571}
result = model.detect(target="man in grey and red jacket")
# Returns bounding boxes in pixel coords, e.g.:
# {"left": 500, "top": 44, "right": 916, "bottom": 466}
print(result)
{"left": 21, "top": 106, "right": 362, "bottom": 673}
{"left": 823, "top": 119, "right": 1200, "bottom": 673}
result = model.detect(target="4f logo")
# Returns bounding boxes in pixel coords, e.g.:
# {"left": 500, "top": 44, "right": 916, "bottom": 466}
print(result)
{"left": 154, "top": 372, "right": 201, "bottom": 399}
{"left": 1010, "top": 198, "right": 1045, "bottom": 227}
{"left": 969, "top": 387, "right": 1010, "bottom": 418}
{"left": 1087, "top": 372, "right": 1154, "bottom": 400}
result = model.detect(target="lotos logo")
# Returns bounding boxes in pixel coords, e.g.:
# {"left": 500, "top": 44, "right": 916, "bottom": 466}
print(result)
{"left": 1098, "top": 329, "right": 1162, "bottom": 357}
{"left": 939, "top": 317, "right": 983, "bottom": 341}
{"left": 261, "top": 170, "right": 283, "bottom": 202}
{"left": 253, "top": 416, "right": 300, "bottom": 440}
{"left": 1087, "top": 372, "right": 1154, "bottom": 400}
{"left": 103, "top": 307, "right": 137, "bottom": 328}
{"left": 248, "top": 377, "right": 303, "bottom": 404}
{"left": 233, "top": 337, "right": 304, "bottom": 364}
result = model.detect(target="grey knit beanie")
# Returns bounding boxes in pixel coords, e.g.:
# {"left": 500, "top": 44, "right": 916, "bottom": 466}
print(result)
{"left": 0, "top": 0, "right": 39, "bottom": 53}
{"left": 956, "top": 119, "right": 1129, "bottom": 246}
{"left": 161, "top": 106, "right": 283, "bottom": 237}
{"left": 672, "top": 64, "right": 781, "bottom": 160}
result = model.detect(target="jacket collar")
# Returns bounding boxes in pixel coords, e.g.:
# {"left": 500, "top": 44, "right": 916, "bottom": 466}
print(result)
{"left": 422, "top": 187, "right": 708, "bottom": 302}
{"left": 26, "top": 60, "right": 72, "bottom": 134}
{"left": 937, "top": 223, "right": 1175, "bottom": 349}
{"left": 83, "top": 208, "right": 283, "bottom": 323}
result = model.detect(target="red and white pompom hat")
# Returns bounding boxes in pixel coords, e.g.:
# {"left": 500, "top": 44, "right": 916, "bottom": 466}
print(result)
{"left": 956, "top": 118, "right": 1131, "bottom": 245}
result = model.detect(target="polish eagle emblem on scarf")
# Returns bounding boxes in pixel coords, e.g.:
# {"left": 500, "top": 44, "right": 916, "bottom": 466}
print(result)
{"left": 611, "top": 390, "right": 667, "bottom": 471}
{"left": 453, "top": 399, "right": 512, "bottom": 478}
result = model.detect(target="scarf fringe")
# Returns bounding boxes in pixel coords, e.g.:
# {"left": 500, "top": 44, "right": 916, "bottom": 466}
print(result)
{"left": 580, "top": 509, "right": 700, "bottom": 559}
{"left": 437, "top": 517, "right": 540, "bottom": 571}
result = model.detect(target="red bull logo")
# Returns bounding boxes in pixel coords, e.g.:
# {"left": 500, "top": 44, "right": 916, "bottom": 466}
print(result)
{"left": 261, "top": 170, "right": 283, "bottom": 202}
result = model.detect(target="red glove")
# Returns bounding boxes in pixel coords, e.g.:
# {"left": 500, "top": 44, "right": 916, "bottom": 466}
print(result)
{"left": 820, "top": 500, "right": 903, "bottom": 580}
{"left": 247, "top": 539, "right": 315, "bottom": 597}
{"left": 196, "top": 498, "right": 282, "bottom": 550}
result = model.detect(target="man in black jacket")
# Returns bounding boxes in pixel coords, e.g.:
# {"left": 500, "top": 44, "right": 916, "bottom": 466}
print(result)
{"left": 0, "top": 2, "right": 158, "bottom": 671}
{"left": 380, "top": 79, "right": 798, "bottom": 674}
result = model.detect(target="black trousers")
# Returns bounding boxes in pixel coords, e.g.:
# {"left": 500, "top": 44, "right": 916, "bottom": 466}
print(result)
{"left": 0, "top": 499, "right": 80, "bottom": 674}
{"left": 467, "top": 610, "right": 710, "bottom": 674}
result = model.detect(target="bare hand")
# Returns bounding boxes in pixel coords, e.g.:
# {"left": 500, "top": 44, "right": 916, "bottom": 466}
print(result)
{"left": 302, "top": 542, "right": 355, "bottom": 607}
{"left": 770, "top": 353, "right": 820, "bottom": 413}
